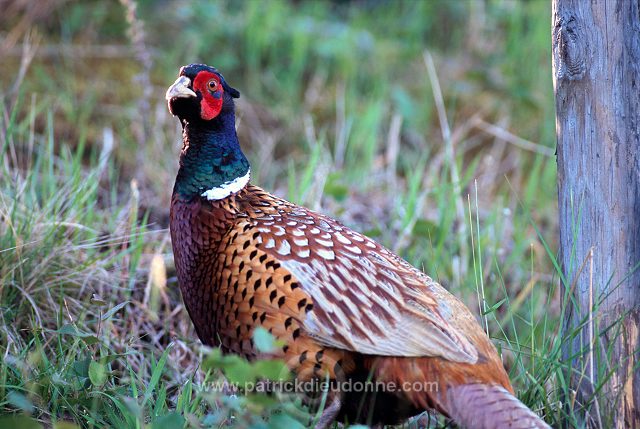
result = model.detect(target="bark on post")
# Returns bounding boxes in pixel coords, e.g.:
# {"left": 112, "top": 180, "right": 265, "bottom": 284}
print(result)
{"left": 552, "top": 0, "right": 640, "bottom": 427}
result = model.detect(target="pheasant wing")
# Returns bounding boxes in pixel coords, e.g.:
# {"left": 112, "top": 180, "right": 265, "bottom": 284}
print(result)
{"left": 245, "top": 199, "right": 479, "bottom": 364}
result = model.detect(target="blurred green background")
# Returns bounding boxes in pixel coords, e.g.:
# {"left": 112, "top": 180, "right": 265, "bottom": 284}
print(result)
{"left": 1, "top": 1, "right": 565, "bottom": 428}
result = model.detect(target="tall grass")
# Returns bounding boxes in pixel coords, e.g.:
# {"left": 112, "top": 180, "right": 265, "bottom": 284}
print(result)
{"left": 0, "top": 0, "right": 605, "bottom": 427}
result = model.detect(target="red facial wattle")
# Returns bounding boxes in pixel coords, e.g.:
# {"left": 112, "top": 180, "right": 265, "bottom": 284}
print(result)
{"left": 193, "top": 71, "right": 224, "bottom": 120}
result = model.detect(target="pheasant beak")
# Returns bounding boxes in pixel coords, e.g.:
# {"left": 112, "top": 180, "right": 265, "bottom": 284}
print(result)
{"left": 165, "top": 76, "right": 196, "bottom": 100}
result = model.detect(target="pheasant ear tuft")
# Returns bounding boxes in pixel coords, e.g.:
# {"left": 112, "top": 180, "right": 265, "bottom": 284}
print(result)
{"left": 224, "top": 83, "right": 240, "bottom": 99}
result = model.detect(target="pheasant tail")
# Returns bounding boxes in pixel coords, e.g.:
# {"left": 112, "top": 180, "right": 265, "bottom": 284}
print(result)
{"left": 446, "top": 384, "right": 551, "bottom": 429}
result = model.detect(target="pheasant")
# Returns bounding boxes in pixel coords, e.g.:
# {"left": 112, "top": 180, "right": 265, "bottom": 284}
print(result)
{"left": 166, "top": 63, "right": 550, "bottom": 429}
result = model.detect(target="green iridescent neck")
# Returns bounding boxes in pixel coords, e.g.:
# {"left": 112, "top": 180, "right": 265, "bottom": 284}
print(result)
{"left": 174, "top": 110, "right": 250, "bottom": 200}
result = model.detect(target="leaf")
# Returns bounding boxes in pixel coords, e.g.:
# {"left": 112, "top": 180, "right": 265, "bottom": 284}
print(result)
{"left": 220, "top": 394, "right": 245, "bottom": 411}
{"left": 482, "top": 298, "right": 507, "bottom": 315}
{"left": 89, "top": 360, "right": 107, "bottom": 387}
{"left": 56, "top": 324, "right": 99, "bottom": 345}
{"left": 51, "top": 372, "right": 70, "bottom": 388}
{"left": 267, "top": 414, "right": 305, "bottom": 429}
{"left": 201, "top": 413, "right": 224, "bottom": 426}
{"left": 323, "top": 175, "right": 349, "bottom": 201}
{"left": 122, "top": 396, "right": 142, "bottom": 419}
{"left": 56, "top": 324, "right": 80, "bottom": 336}
{"left": 245, "top": 392, "right": 280, "bottom": 407}
{"left": 142, "top": 344, "right": 172, "bottom": 408}
{"left": 7, "top": 391, "right": 34, "bottom": 413}
{"left": 253, "top": 327, "right": 277, "bottom": 353}
{"left": 363, "top": 227, "right": 382, "bottom": 238}
{"left": 0, "top": 416, "right": 42, "bottom": 429}
{"left": 253, "top": 360, "right": 290, "bottom": 382}
{"left": 152, "top": 412, "right": 185, "bottom": 429}
{"left": 72, "top": 357, "right": 91, "bottom": 378}
{"left": 413, "top": 218, "right": 438, "bottom": 238}
{"left": 99, "top": 353, "right": 127, "bottom": 364}
{"left": 203, "top": 349, "right": 247, "bottom": 371}
{"left": 224, "top": 359, "right": 256, "bottom": 385}
{"left": 101, "top": 301, "right": 130, "bottom": 321}
{"left": 81, "top": 335, "right": 99, "bottom": 345}
{"left": 202, "top": 347, "right": 224, "bottom": 369}
{"left": 90, "top": 294, "right": 107, "bottom": 306}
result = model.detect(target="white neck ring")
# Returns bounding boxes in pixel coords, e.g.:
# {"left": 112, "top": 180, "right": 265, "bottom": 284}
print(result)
{"left": 201, "top": 169, "right": 251, "bottom": 200}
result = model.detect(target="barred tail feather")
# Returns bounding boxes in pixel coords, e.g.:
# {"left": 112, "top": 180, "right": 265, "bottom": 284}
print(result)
{"left": 446, "top": 384, "right": 550, "bottom": 429}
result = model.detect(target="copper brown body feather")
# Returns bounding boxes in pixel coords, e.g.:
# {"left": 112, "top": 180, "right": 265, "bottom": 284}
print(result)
{"left": 170, "top": 184, "right": 546, "bottom": 427}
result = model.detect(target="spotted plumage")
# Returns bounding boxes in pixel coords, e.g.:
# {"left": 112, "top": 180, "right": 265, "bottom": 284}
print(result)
{"left": 166, "top": 64, "right": 550, "bottom": 428}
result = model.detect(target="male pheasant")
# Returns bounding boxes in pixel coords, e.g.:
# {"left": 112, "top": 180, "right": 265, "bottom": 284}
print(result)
{"left": 166, "top": 64, "right": 550, "bottom": 428}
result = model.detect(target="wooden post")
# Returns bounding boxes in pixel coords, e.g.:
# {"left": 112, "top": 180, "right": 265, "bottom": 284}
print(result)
{"left": 552, "top": 0, "right": 640, "bottom": 427}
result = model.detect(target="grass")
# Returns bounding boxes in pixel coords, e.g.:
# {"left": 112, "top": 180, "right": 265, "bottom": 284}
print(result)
{"left": 0, "top": 0, "right": 609, "bottom": 427}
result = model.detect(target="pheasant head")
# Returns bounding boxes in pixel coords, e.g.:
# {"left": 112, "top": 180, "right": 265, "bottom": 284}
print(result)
{"left": 166, "top": 63, "right": 240, "bottom": 121}
{"left": 166, "top": 64, "right": 249, "bottom": 201}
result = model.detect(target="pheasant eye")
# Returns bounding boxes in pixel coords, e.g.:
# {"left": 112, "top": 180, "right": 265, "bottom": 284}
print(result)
{"left": 207, "top": 79, "right": 218, "bottom": 90}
